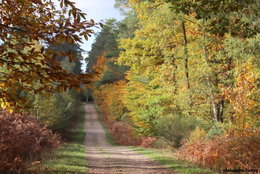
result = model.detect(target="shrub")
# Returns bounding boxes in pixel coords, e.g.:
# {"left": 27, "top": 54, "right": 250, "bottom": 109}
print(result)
{"left": 31, "top": 90, "right": 82, "bottom": 132}
{"left": 106, "top": 119, "right": 156, "bottom": 147}
{"left": 206, "top": 123, "right": 227, "bottom": 139}
{"left": 52, "top": 91, "right": 81, "bottom": 131}
{"left": 177, "top": 129, "right": 260, "bottom": 171}
{"left": 31, "top": 94, "right": 63, "bottom": 130}
{"left": 187, "top": 126, "right": 206, "bottom": 143}
{"left": 140, "top": 136, "right": 157, "bottom": 148}
{"left": 155, "top": 114, "right": 199, "bottom": 148}
{"left": 106, "top": 120, "right": 142, "bottom": 146}
{"left": 153, "top": 137, "right": 173, "bottom": 149}
{"left": 0, "top": 110, "right": 60, "bottom": 173}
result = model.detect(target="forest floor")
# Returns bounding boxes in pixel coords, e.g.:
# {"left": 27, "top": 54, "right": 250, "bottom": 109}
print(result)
{"left": 85, "top": 104, "right": 175, "bottom": 174}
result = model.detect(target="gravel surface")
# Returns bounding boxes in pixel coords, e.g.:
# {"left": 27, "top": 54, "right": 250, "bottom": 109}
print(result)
{"left": 84, "top": 104, "right": 176, "bottom": 174}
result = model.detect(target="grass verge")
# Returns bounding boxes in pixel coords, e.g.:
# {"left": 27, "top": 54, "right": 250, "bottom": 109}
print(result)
{"left": 132, "top": 147, "right": 218, "bottom": 174}
{"left": 89, "top": 104, "right": 218, "bottom": 174}
{"left": 29, "top": 105, "right": 87, "bottom": 174}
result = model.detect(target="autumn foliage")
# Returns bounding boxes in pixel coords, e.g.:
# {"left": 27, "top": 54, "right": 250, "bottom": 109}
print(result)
{"left": 93, "top": 81, "right": 141, "bottom": 146}
{"left": 0, "top": 0, "right": 94, "bottom": 173}
{"left": 224, "top": 64, "right": 259, "bottom": 130}
{"left": 0, "top": 110, "right": 60, "bottom": 172}
{"left": 0, "top": 0, "right": 94, "bottom": 111}
{"left": 177, "top": 130, "right": 260, "bottom": 171}
{"left": 91, "top": 53, "right": 153, "bottom": 146}
{"left": 106, "top": 120, "right": 141, "bottom": 146}
{"left": 87, "top": 0, "right": 259, "bottom": 172}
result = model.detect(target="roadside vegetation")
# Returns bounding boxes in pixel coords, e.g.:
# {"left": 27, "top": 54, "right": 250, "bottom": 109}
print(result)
{"left": 0, "top": 0, "right": 92, "bottom": 173}
{"left": 87, "top": 0, "right": 259, "bottom": 173}
{"left": 132, "top": 147, "right": 217, "bottom": 174}
{"left": 29, "top": 106, "right": 86, "bottom": 174}
{"left": 96, "top": 107, "right": 218, "bottom": 173}
{"left": 95, "top": 105, "right": 116, "bottom": 145}
{"left": 1, "top": 0, "right": 259, "bottom": 173}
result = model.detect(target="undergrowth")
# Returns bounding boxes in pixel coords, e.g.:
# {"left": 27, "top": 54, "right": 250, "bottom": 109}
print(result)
{"left": 0, "top": 110, "right": 60, "bottom": 173}
{"left": 28, "top": 105, "right": 86, "bottom": 174}
{"left": 95, "top": 105, "right": 218, "bottom": 174}
{"left": 177, "top": 129, "right": 260, "bottom": 172}
{"left": 132, "top": 147, "right": 218, "bottom": 174}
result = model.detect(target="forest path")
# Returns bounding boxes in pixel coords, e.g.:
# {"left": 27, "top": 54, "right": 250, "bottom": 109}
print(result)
{"left": 84, "top": 104, "right": 176, "bottom": 174}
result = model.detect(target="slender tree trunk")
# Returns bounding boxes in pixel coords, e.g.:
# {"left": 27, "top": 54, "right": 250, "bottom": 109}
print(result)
{"left": 181, "top": 21, "right": 192, "bottom": 107}
{"left": 172, "top": 58, "right": 178, "bottom": 95}
{"left": 217, "top": 99, "right": 224, "bottom": 122}
{"left": 202, "top": 24, "right": 219, "bottom": 122}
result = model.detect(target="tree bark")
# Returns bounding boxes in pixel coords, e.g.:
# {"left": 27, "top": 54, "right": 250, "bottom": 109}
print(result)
{"left": 202, "top": 24, "right": 219, "bottom": 122}
{"left": 181, "top": 21, "right": 192, "bottom": 107}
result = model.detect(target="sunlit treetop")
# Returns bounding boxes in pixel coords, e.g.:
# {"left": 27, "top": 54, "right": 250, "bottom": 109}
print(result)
{"left": 164, "top": 0, "right": 259, "bottom": 37}
{"left": 0, "top": 0, "right": 96, "bottom": 110}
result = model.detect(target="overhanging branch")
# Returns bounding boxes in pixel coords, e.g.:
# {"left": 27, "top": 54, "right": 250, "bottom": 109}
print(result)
{"left": 0, "top": 23, "right": 24, "bottom": 32}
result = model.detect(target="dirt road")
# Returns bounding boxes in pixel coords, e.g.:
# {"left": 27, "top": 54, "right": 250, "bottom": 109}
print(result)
{"left": 84, "top": 104, "right": 176, "bottom": 174}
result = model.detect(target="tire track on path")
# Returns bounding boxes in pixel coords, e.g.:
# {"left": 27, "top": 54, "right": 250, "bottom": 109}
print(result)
{"left": 84, "top": 104, "right": 176, "bottom": 174}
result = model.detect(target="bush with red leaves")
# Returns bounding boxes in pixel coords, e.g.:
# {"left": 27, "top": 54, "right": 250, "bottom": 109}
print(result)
{"left": 176, "top": 130, "right": 260, "bottom": 172}
{"left": 106, "top": 120, "right": 142, "bottom": 146}
{"left": 140, "top": 137, "right": 157, "bottom": 148}
{"left": 105, "top": 119, "right": 156, "bottom": 147}
{"left": 0, "top": 110, "right": 61, "bottom": 173}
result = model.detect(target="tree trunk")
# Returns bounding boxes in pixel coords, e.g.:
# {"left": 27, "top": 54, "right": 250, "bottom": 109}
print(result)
{"left": 172, "top": 58, "right": 178, "bottom": 95}
{"left": 202, "top": 24, "right": 219, "bottom": 122}
{"left": 217, "top": 99, "right": 224, "bottom": 122}
{"left": 181, "top": 21, "right": 192, "bottom": 107}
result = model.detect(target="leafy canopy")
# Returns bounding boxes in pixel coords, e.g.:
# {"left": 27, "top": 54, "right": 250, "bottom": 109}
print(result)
{"left": 0, "top": 0, "right": 95, "bottom": 110}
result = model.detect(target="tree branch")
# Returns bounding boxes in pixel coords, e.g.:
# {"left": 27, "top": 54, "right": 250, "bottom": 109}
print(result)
{"left": 0, "top": 23, "right": 24, "bottom": 32}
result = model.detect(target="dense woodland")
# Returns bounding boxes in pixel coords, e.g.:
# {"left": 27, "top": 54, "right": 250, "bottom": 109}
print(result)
{"left": 0, "top": 0, "right": 259, "bottom": 173}
{"left": 87, "top": 0, "right": 259, "bottom": 172}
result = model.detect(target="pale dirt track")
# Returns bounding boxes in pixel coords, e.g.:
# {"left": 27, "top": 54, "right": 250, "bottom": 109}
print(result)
{"left": 84, "top": 104, "right": 176, "bottom": 174}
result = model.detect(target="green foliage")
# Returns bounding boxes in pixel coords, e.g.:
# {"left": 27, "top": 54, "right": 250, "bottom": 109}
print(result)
{"left": 30, "top": 90, "right": 82, "bottom": 131}
{"left": 165, "top": 0, "right": 260, "bottom": 37}
{"left": 86, "top": 19, "right": 130, "bottom": 88}
{"left": 31, "top": 95, "right": 62, "bottom": 129}
{"left": 95, "top": 63, "right": 128, "bottom": 87}
{"left": 29, "top": 105, "right": 86, "bottom": 174}
{"left": 114, "top": 0, "right": 131, "bottom": 14}
{"left": 117, "top": 14, "right": 139, "bottom": 38}
{"left": 206, "top": 123, "right": 228, "bottom": 140}
{"left": 187, "top": 127, "right": 206, "bottom": 143}
{"left": 0, "top": 0, "right": 94, "bottom": 110}
{"left": 87, "top": 0, "right": 259, "bottom": 172}
{"left": 34, "top": 144, "right": 86, "bottom": 174}
{"left": 123, "top": 82, "right": 173, "bottom": 136}
{"left": 48, "top": 42, "right": 84, "bottom": 74}
{"left": 156, "top": 115, "right": 200, "bottom": 148}
{"left": 153, "top": 137, "right": 172, "bottom": 149}
{"left": 30, "top": 42, "right": 85, "bottom": 131}
{"left": 86, "top": 19, "right": 120, "bottom": 72}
